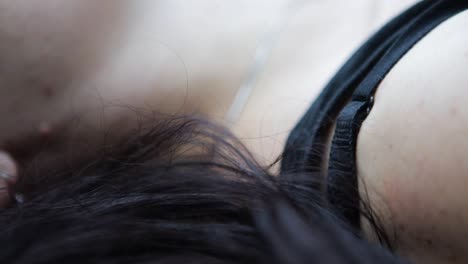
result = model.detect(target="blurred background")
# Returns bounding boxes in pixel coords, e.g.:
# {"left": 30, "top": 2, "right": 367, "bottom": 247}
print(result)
{"left": 0, "top": 0, "right": 418, "bottom": 169}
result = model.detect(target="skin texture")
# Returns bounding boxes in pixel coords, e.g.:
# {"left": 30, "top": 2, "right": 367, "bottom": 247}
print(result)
{"left": 0, "top": 0, "right": 416, "bottom": 167}
{"left": 357, "top": 10, "right": 468, "bottom": 264}
{"left": 1, "top": 1, "right": 467, "bottom": 263}
{"left": 0, "top": 0, "right": 128, "bottom": 171}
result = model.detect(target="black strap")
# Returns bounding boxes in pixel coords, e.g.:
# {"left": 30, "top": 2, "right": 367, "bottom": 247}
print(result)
{"left": 327, "top": 0, "right": 468, "bottom": 231}
{"left": 327, "top": 100, "right": 371, "bottom": 229}
{"left": 281, "top": 0, "right": 438, "bottom": 175}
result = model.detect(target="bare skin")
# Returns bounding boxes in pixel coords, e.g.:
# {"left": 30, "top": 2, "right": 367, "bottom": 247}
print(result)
{"left": 0, "top": 0, "right": 415, "bottom": 166}
{"left": 357, "top": 10, "right": 468, "bottom": 263}
{"left": 1, "top": 1, "right": 467, "bottom": 263}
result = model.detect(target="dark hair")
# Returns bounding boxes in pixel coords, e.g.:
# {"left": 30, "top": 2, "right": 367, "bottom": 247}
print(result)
{"left": 0, "top": 116, "right": 403, "bottom": 263}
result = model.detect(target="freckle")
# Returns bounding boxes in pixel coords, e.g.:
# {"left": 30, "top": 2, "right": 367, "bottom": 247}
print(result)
{"left": 38, "top": 122, "right": 53, "bottom": 138}
{"left": 438, "top": 208, "right": 448, "bottom": 216}
{"left": 42, "top": 87, "right": 55, "bottom": 97}
{"left": 424, "top": 239, "right": 433, "bottom": 247}
{"left": 397, "top": 223, "right": 406, "bottom": 232}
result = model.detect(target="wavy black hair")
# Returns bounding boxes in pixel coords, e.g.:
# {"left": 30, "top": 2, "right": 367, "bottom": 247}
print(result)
{"left": 0, "top": 116, "right": 403, "bottom": 263}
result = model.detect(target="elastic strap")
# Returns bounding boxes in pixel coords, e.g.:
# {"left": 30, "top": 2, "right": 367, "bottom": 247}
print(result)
{"left": 326, "top": 0, "right": 468, "bottom": 231}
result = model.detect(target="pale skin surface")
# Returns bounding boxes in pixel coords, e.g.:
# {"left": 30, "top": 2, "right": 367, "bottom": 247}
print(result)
{"left": 358, "top": 10, "right": 468, "bottom": 263}
{"left": 0, "top": 0, "right": 467, "bottom": 263}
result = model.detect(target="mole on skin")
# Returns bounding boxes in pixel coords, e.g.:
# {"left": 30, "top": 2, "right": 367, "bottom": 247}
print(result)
{"left": 38, "top": 122, "right": 53, "bottom": 139}
{"left": 42, "top": 87, "right": 55, "bottom": 97}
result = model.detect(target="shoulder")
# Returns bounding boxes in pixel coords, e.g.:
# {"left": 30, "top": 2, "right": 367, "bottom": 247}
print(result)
{"left": 358, "top": 10, "right": 468, "bottom": 263}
